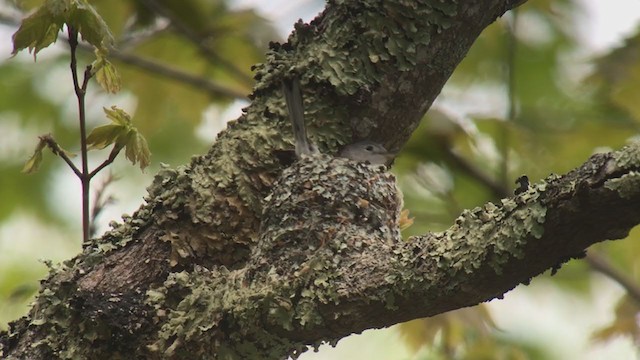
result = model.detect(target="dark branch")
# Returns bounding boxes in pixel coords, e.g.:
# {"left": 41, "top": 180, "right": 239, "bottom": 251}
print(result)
{"left": 39, "top": 134, "right": 81, "bottom": 177}
{"left": 137, "top": 0, "right": 254, "bottom": 86}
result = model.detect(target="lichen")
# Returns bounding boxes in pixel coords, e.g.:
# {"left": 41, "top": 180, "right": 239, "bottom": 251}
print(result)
{"left": 251, "top": 154, "right": 402, "bottom": 331}
{"left": 252, "top": 0, "right": 459, "bottom": 146}
{"left": 612, "top": 141, "right": 640, "bottom": 169}
{"left": 143, "top": 154, "right": 403, "bottom": 358}
{"left": 409, "top": 178, "right": 549, "bottom": 286}
{"left": 603, "top": 142, "right": 640, "bottom": 198}
{"left": 605, "top": 171, "right": 640, "bottom": 199}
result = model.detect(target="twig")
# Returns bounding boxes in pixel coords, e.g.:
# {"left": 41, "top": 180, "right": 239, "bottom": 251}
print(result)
{"left": 39, "top": 134, "right": 81, "bottom": 177}
{"left": 442, "top": 146, "right": 510, "bottom": 199}
{"left": 137, "top": 0, "right": 254, "bottom": 87}
{"left": 500, "top": 10, "right": 519, "bottom": 190}
{"left": 89, "top": 173, "right": 117, "bottom": 238}
{"left": 585, "top": 251, "right": 640, "bottom": 305}
{"left": 117, "top": 20, "right": 170, "bottom": 49}
{"left": 0, "top": 13, "right": 247, "bottom": 100}
{"left": 101, "top": 46, "right": 248, "bottom": 100}
{"left": 89, "top": 146, "right": 122, "bottom": 179}
{"left": 68, "top": 26, "right": 92, "bottom": 243}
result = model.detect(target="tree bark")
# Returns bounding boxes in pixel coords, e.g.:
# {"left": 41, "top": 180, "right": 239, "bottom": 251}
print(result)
{"left": 5, "top": 0, "right": 638, "bottom": 359}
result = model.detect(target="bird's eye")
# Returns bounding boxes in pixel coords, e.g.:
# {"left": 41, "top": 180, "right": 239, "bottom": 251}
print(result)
{"left": 365, "top": 145, "right": 374, "bottom": 151}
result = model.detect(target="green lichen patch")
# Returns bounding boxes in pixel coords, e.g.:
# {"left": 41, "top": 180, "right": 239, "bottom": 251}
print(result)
{"left": 251, "top": 0, "right": 460, "bottom": 146}
{"left": 412, "top": 184, "right": 549, "bottom": 288}
{"left": 605, "top": 171, "right": 640, "bottom": 199}
{"left": 231, "top": 154, "right": 403, "bottom": 349}
{"left": 145, "top": 266, "right": 309, "bottom": 359}
{"left": 255, "top": 154, "right": 401, "bottom": 276}
{"left": 612, "top": 141, "right": 640, "bottom": 169}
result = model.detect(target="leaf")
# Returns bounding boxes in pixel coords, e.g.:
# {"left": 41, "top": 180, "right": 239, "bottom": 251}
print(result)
{"left": 22, "top": 138, "right": 47, "bottom": 174}
{"left": 124, "top": 130, "right": 151, "bottom": 170}
{"left": 12, "top": 0, "right": 114, "bottom": 59}
{"left": 590, "top": 30, "right": 640, "bottom": 121}
{"left": 87, "top": 106, "right": 150, "bottom": 170}
{"left": 399, "top": 209, "right": 414, "bottom": 231}
{"left": 87, "top": 106, "right": 133, "bottom": 150}
{"left": 69, "top": 0, "right": 114, "bottom": 52}
{"left": 86, "top": 123, "right": 127, "bottom": 150}
{"left": 11, "top": 3, "right": 65, "bottom": 58}
{"left": 92, "top": 50, "right": 121, "bottom": 93}
{"left": 398, "top": 306, "right": 495, "bottom": 352}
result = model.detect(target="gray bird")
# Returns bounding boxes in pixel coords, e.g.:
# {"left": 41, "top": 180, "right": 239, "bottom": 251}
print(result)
{"left": 281, "top": 77, "right": 395, "bottom": 165}
{"left": 339, "top": 140, "right": 395, "bottom": 166}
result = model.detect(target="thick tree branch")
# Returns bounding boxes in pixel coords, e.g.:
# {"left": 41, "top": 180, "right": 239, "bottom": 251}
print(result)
{"left": 4, "top": 140, "right": 639, "bottom": 359}
{"left": 13, "top": 1, "right": 638, "bottom": 359}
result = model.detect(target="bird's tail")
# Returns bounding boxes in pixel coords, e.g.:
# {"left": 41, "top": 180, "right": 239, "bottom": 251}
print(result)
{"left": 282, "top": 77, "right": 315, "bottom": 156}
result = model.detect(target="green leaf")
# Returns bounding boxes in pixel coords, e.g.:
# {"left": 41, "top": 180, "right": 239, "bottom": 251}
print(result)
{"left": 12, "top": 0, "right": 114, "bottom": 58}
{"left": 87, "top": 106, "right": 150, "bottom": 170}
{"left": 124, "top": 130, "right": 151, "bottom": 170}
{"left": 69, "top": 0, "right": 114, "bottom": 52}
{"left": 86, "top": 123, "right": 126, "bottom": 150}
{"left": 92, "top": 50, "right": 121, "bottom": 93}
{"left": 22, "top": 138, "right": 47, "bottom": 174}
{"left": 103, "top": 105, "right": 131, "bottom": 126}
{"left": 11, "top": 4, "right": 65, "bottom": 58}
{"left": 87, "top": 106, "right": 131, "bottom": 150}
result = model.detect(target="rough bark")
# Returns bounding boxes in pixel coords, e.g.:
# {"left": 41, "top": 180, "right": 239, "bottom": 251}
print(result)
{"left": 5, "top": 0, "right": 637, "bottom": 359}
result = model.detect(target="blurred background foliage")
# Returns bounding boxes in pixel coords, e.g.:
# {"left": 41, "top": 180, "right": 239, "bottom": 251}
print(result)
{"left": 1, "top": 0, "right": 639, "bottom": 359}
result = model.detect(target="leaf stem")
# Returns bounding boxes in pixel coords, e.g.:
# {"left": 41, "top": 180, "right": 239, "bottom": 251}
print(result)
{"left": 89, "top": 146, "right": 121, "bottom": 179}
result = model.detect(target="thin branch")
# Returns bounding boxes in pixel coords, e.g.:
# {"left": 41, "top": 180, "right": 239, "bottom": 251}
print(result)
{"left": 99, "top": 45, "right": 249, "bottom": 100}
{"left": 89, "top": 145, "right": 122, "bottom": 179}
{"left": 117, "top": 19, "right": 170, "bottom": 49}
{"left": 585, "top": 251, "right": 640, "bottom": 305}
{"left": 137, "top": 0, "right": 254, "bottom": 87}
{"left": 39, "top": 134, "right": 82, "bottom": 177}
{"left": 442, "top": 146, "right": 510, "bottom": 199}
{"left": 89, "top": 173, "right": 117, "bottom": 238}
{"left": 0, "top": 13, "right": 248, "bottom": 101}
{"left": 68, "top": 26, "right": 92, "bottom": 243}
{"left": 500, "top": 10, "right": 519, "bottom": 190}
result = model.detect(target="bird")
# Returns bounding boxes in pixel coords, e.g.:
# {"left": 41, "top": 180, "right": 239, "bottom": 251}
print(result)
{"left": 339, "top": 140, "right": 395, "bottom": 166}
{"left": 281, "top": 76, "right": 395, "bottom": 166}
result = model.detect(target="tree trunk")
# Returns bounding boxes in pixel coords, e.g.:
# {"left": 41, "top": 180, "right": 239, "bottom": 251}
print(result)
{"left": 4, "top": 0, "right": 640, "bottom": 359}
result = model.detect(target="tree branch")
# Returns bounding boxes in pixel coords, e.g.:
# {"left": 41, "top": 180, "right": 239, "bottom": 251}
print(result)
{"left": 101, "top": 46, "right": 249, "bottom": 100}
{"left": 88, "top": 145, "right": 122, "bottom": 179}
{"left": 89, "top": 172, "right": 117, "bottom": 239}
{"left": 68, "top": 26, "right": 92, "bottom": 243}
{"left": 137, "top": 0, "right": 254, "bottom": 87}
{"left": 442, "top": 146, "right": 511, "bottom": 198}
{"left": 39, "top": 134, "right": 81, "bottom": 177}
{"left": 0, "top": 12, "right": 248, "bottom": 101}
{"left": 14, "top": 1, "right": 635, "bottom": 359}
{"left": 4, "top": 141, "right": 639, "bottom": 358}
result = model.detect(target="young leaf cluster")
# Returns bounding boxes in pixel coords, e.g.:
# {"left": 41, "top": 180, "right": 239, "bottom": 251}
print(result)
{"left": 12, "top": 0, "right": 114, "bottom": 59}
